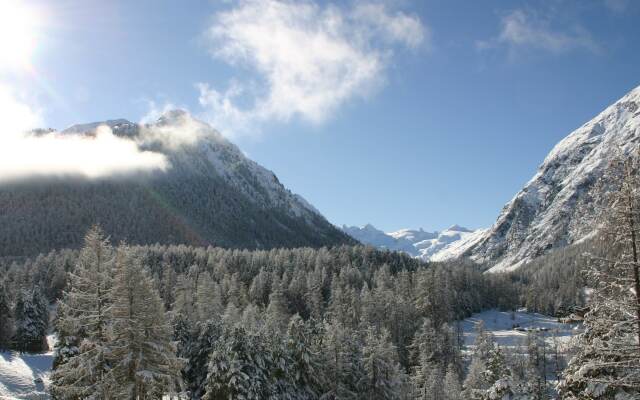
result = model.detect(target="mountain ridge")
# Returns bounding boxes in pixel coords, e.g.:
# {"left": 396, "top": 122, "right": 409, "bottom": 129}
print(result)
{"left": 0, "top": 111, "right": 355, "bottom": 257}
{"left": 462, "top": 84, "right": 640, "bottom": 271}
{"left": 341, "top": 223, "right": 484, "bottom": 261}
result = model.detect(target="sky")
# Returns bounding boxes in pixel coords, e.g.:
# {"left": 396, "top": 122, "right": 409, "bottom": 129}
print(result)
{"left": 1, "top": 0, "right": 640, "bottom": 232}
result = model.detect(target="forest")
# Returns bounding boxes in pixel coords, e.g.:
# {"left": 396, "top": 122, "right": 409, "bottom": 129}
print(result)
{"left": 0, "top": 164, "right": 639, "bottom": 399}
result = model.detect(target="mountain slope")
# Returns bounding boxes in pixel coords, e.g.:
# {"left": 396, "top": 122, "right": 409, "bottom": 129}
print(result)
{"left": 341, "top": 224, "right": 484, "bottom": 261}
{"left": 0, "top": 111, "right": 355, "bottom": 257}
{"left": 463, "top": 85, "right": 640, "bottom": 271}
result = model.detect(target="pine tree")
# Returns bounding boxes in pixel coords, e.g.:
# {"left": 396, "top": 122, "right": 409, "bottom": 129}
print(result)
{"left": 183, "top": 320, "right": 223, "bottom": 399}
{"left": 107, "top": 247, "right": 183, "bottom": 398}
{"left": 196, "top": 272, "right": 223, "bottom": 322}
{"left": 265, "top": 286, "right": 290, "bottom": 333}
{"left": 361, "top": 327, "right": 404, "bottom": 400}
{"left": 462, "top": 322, "right": 498, "bottom": 399}
{"left": 203, "top": 327, "right": 273, "bottom": 400}
{"left": 411, "top": 360, "right": 444, "bottom": 400}
{"left": 559, "top": 157, "right": 640, "bottom": 398}
{"left": 320, "top": 320, "right": 365, "bottom": 400}
{"left": 443, "top": 364, "right": 462, "bottom": 400}
{"left": 286, "top": 315, "right": 323, "bottom": 399}
{"left": 13, "top": 286, "right": 48, "bottom": 352}
{"left": 51, "top": 226, "right": 114, "bottom": 399}
{"left": 525, "top": 331, "right": 548, "bottom": 399}
{"left": 0, "top": 282, "right": 14, "bottom": 350}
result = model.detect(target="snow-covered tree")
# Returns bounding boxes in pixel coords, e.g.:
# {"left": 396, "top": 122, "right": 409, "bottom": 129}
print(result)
{"left": 443, "top": 364, "right": 462, "bottom": 400}
{"left": 203, "top": 326, "right": 273, "bottom": 400}
{"left": 361, "top": 327, "right": 404, "bottom": 400}
{"left": 462, "top": 322, "right": 502, "bottom": 399}
{"left": 559, "top": 157, "right": 640, "bottom": 399}
{"left": 265, "top": 286, "right": 290, "bottom": 333}
{"left": 196, "top": 272, "right": 223, "bottom": 322}
{"left": 285, "top": 315, "right": 323, "bottom": 399}
{"left": 0, "top": 282, "right": 14, "bottom": 349}
{"left": 107, "top": 247, "right": 183, "bottom": 398}
{"left": 13, "top": 286, "right": 48, "bottom": 353}
{"left": 51, "top": 226, "right": 115, "bottom": 398}
{"left": 183, "top": 320, "right": 223, "bottom": 399}
{"left": 320, "top": 320, "right": 366, "bottom": 399}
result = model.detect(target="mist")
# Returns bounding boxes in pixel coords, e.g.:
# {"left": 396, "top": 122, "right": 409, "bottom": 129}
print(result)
{"left": 0, "top": 125, "right": 169, "bottom": 183}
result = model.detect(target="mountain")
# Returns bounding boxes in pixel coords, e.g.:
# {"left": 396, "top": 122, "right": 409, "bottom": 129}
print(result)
{"left": 341, "top": 224, "right": 419, "bottom": 255}
{"left": 341, "top": 224, "right": 484, "bottom": 261}
{"left": 0, "top": 110, "right": 355, "bottom": 257}
{"left": 461, "top": 85, "right": 640, "bottom": 271}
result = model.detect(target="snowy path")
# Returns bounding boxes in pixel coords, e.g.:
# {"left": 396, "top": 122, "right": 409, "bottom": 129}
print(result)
{"left": 0, "top": 335, "right": 56, "bottom": 400}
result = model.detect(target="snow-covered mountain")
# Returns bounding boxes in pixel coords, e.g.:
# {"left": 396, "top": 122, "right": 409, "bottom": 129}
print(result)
{"left": 461, "top": 85, "right": 640, "bottom": 272}
{"left": 0, "top": 110, "right": 355, "bottom": 257}
{"left": 341, "top": 224, "right": 485, "bottom": 261}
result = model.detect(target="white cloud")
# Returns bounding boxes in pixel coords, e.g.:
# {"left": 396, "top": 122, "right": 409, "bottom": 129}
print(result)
{"left": 479, "top": 9, "right": 600, "bottom": 56}
{"left": 199, "top": 0, "right": 426, "bottom": 137}
{"left": 139, "top": 100, "right": 179, "bottom": 125}
{"left": 0, "top": 85, "right": 168, "bottom": 182}
{"left": 140, "top": 107, "right": 223, "bottom": 150}
{"left": 0, "top": 84, "right": 42, "bottom": 134}
{"left": 604, "top": 0, "right": 629, "bottom": 14}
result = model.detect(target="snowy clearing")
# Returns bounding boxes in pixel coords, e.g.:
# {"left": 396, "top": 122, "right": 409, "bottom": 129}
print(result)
{"left": 461, "top": 309, "right": 579, "bottom": 350}
{"left": 0, "top": 335, "right": 56, "bottom": 400}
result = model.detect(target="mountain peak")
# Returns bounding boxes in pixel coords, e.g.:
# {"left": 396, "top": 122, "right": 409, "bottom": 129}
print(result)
{"left": 156, "top": 109, "right": 191, "bottom": 124}
{"left": 462, "top": 84, "right": 640, "bottom": 272}
{"left": 62, "top": 118, "right": 135, "bottom": 135}
{"left": 446, "top": 224, "right": 472, "bottom": 233}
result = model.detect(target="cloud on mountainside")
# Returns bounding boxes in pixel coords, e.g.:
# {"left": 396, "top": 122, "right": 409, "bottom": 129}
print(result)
{"left": 197, "top": 0, "right": 427, "bottom": 138}
{"left": 0, "top": 85, "right": 169, "bottom": 182}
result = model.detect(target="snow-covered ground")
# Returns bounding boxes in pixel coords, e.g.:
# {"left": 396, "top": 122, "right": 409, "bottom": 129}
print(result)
{"left": 461, "top": 309, "right": 579, "bottom": 350}
{"left": 0, "top": 335, "right": 56, "bottom": 399}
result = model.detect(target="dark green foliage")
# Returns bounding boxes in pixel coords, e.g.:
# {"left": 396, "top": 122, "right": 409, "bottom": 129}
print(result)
{"left": 0, "top": 282, "right": 14, "bottom": 349}
{"left": 0, "top": 172, "right": 355, "bottom": 258}
{"left": 13, "top": 286, "right": 48, "bottom": 353}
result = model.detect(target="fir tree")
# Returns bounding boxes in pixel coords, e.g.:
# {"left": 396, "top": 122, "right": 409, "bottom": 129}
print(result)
{"left": 203, "top": 327, "right": 273, "bottom": 400}
{"left": 443, "top": 364, "right": 462, "bottom": 400}
{"left": 13, "top": 286, "right": 48, "bottom": 353}
{"left": 51, "top": 226, "right": 114, "bottom": 399}
{"left": 361, "top": 327, "right": 404, "bottom": 400}
{"left": 0, "top": 282, "right": 14, "bottom": 349}
{"left": 559, "top": 157, "right": 640, "bottom": 398}
{"left": 107, "top": 248, "right": 183, "bottom": 398}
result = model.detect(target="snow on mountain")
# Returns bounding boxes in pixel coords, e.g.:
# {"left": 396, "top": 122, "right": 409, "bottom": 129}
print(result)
{"left": 341, "top": 224, "right": 419, "bottom": 255}
{"left": 387, "top": 228, "right": 437, "bottom": 243}
{"left": 0, "top": 110, "right": 354, "bottom": 257}
{"left": 417, "top": 226, "right": 488, "bottom": 262}
{"left": 341, "top": 224, "right": 484, "bottom": 261}
{"left": 462, "top": 85, "right": 640, "bottom": 272}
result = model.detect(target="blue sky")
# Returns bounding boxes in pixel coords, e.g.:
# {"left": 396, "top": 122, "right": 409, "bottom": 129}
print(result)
{"left": 2, "top": 0, "right": 640, "bottom": 232}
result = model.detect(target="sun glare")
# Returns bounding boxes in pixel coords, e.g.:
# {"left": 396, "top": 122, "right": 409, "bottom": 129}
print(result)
{"left": 0, "top": 0, "right": 40, "bottom": 70}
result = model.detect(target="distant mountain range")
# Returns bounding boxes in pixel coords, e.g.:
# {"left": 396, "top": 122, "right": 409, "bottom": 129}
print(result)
{"left": 346, "top": 85, "right": 640, "bottom": 271}
{"left": 341, "top": 224, "right": 485, "bottom": 262}
{"left": 0, "top": 110, "right": 355, "bottom": 257}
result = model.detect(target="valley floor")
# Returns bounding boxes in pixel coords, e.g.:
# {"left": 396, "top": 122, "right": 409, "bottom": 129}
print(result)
{"left": 461, "top": 309, "right": 578, "bottom": 349}
{"left": 0, "top": 335, "right": 55, "bottom": 400}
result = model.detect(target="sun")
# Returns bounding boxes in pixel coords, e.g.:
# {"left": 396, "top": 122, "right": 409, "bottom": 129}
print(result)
{"left": 0, "top": 0, "right": 41, "bottom": 70}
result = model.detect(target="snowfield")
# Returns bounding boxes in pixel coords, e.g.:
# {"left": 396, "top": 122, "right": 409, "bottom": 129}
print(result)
{"left": 0, "top": 335, "right": 56, "bottom": 400}
{"left": 462, "top": 309, "right": 579, "bottom": 350}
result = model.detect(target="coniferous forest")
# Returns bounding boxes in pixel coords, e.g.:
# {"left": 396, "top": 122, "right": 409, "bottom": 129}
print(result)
{"left": 2, "top": 157, "right": 640, "bottom": 398}
{"left": 1, "top": 2, "right": 640, "bottom": 398}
